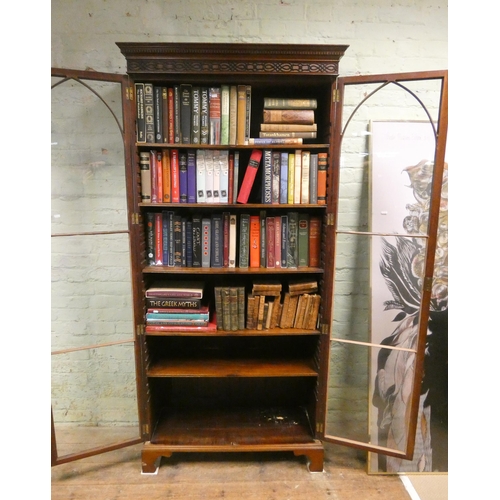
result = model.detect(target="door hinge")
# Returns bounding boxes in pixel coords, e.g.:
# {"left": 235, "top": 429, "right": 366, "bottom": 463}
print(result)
{"left": 136, "top": 324, "right": 145, "bottom": 336}
{"left": 126, "top": 86, "right": 134, "bottom": 101}
{"left": 142, "top": 424, "right": 149, "bottom": 435}
{"left": 132, "top": 212, "right": 141, "bottom": 225}
{"left": 316, "top": 422, "right": 324, "bottom": 433}
{"left": 326, "top": 213, "right": 335, "bottom": 226}
{"left": 332, "top": 89, "right": 340, "bottom": 103}
{"left": 321, "top": 323, "right": 329, "bottom": 335}
{"left": 423, "top": 276, "right": 433, "bottom": 292}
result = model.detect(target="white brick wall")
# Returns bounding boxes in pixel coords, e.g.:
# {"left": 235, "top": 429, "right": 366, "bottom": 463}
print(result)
{"left": 51, "top": 0, "right": 448, "bottom": 427}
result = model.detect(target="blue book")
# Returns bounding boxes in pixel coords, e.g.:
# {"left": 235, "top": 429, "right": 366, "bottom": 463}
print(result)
{"left": 162, "top": 211, "right": 169, "bottom": 265}
{"left": 211, "top": 214, "right": 223, "bottom": 267}
{"left": 179, "top": 151, "right": 188, "bottom": 203}
{"left": 187, "top": 149, "right": 197, "bottom": 203}
{"left": 146, "top": 310, "right": 209, "bottom": 321}
{"left": 186, "top": 218, "right": 193, "bottom": 267}
{"left": 280, "top": 152, "right": 289, "bottom": 204}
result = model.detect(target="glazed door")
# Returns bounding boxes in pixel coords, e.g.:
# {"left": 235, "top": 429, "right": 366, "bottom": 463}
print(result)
{"left": 321, "top": 71, "right": 448, "bottom": 472}
{"left": 51, "top": 69, "right": 145, "bottom": 465}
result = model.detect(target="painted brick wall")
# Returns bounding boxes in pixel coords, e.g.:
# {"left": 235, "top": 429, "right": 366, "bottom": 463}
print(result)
{"left": 51, "top": 0, "right": 448, "bottom": 427}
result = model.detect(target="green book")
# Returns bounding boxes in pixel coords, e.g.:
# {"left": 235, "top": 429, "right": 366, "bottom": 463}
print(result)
{"left": 297, "top": 213, "right": 310, "bottom": 267}
{"left": 239, "top": 214, "right": 250, "bottom": 268}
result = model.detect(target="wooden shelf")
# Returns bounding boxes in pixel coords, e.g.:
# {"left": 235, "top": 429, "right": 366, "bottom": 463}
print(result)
{"left": 143, "top": 266, "right": 324, "bottom": 274}
{"left": 145, "top": 327, "right": 320, "bottom": 337}
{"left": 147, "top": 357, "right": 318, "bottom": 377}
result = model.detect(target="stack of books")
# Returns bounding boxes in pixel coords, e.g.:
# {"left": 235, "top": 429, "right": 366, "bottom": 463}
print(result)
{"left": 256, "top": 97, "right": 318, "bottom": 144}
{"left": 144, "top": 281, "right": 216, "bottom": 332}
{"left": 213, "top": 286, "right": 246, "bottom": 331}
{"left": 279, "top": 280, "right": 321, "bottom": 330}
{"left": 246, "top": 281, "right": 283, "bottom": 331}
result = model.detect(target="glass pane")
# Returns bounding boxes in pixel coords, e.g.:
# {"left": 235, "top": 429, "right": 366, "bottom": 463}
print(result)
{"left": 326, "top": 75, "right": 448, "bottom": 473}
{"left": 51, "top": 343, "right": 139, "bottom": 455}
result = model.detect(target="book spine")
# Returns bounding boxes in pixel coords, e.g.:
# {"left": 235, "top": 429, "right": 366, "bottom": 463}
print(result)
{"left": 145, "top": 212, "right": 155, "bottom": 265}
{"left": 280, "top": 215, "right": 288, "bottom": 268}
{"left": 236, "top": 85, "right": 247, "bottom": 145}
{"left": 209, "top": 87, "right": 221, "bottom": 145}
{"left": 150, "top": 149, "right": 158, "bottom": 203}
{"left": 139, "top": 151, "right": 152, "bottom": 203}
{"left": 274, "top": 215, "right": 281, "bottom": 268}
{"left": 213, "top": 287, "right": 224, "bottom": 329}
{"left": 211, "top": 214, "right": 223, "bottom": 267}
{"left": 146, "top": 311, "right": 209, "bottom": 321}
{"left": 173, "top": 85, "right": 181, "bottom": 143}
{"left": 154, "top": 86, "right": 163, "bottom": 143}
{"left": 262, "top": 109, "right": 315, "bottom": 125}
{"left": 300, "top": 150, "right": 310, "bottom": 204}
{"left": 155, "top": 150, "right": 163, "bottom": 204}
{"left": 229, "top": 213, "right": 237, "bottom": 268}
{"left": 249, "top": 215, "right": 260, "bottom": 268}
{"left": 161, "top": 86, "right": 169, "bottom": 143}
{"left": 212, "top": 150, "right": 220, "bottom": 203}
{"left": 294, "top": 150, "right": 302, "bottom": 204}
{"left": 248, "top": 138, "right": 303, "bottom": 145}
{"left": 262, "top": 149, "right": 272, "bottom": 204}
{"left": 260, "top": 123, "right": 317, "bottom": 132}
{"left": 259, "top": 131, "right": 317, "bottom": 139}
{"left": 146, "top": 319, "right": 209, "bottom": 327}
{"left": 187, "top": 150, "right": 197, "bottom": 203}
{"left": 186, "top": 218, "right": 193, "bottom": 267}
{"left": 146, "top": 297, "right": 202, "bottom": 309}
{"left": 228, "top": 152, "right": 234, "bottom": 204}
{"left": 245, "top": 86, "right": 251, "bottom": 145}
{"left": 154, "top": 212, "right": 163, "bottom": 265}
{"left": 233, "top": 151, "right": 240, "bottom": 203}
{"left": 135, "top": 83, "right": 146, "bottom": 143}
{"left": 195, "top": 150, "right": 206, "bottom": 203}
{"left": 220, "top": 85, "right": 230, "bottom": 145}
{"left": 236, "top": 149, "right": 263, "bottom": 204}
{"left": 173, "top": 214, "right": 182, "bottom": 267}
{"left": 317, "top": 152, "right": 328, "bottom": 205}
{"left": 144, "top": 83, "right": 155, "bottom": 143}
{"left": 229, "top": 85, "right": 238, "bottom": 146}
{"left": 297, "top": 213, "right": 310, "bottom": 267}
{"left": 237, "top": 286, "right": 246, "bottom": 330}
{"left": 239, "top": 213, "right": 250, "bottom": 269}
{"left": 229, "top": 287, "right": 238, "bottom": 331}
{"left": 191, "top": 86, "right": 201, "bottom": 144}
{"left": 287, "top": 211, "right": 298, "bottom": 268}
{"left": 205, "top": 151, "right": 214, "bottom": 203}
{"left": 263, "top": 97, "right": 317, "bottom": 109}
{"left": 259, "top": 210, "right": 266, "bottom": 268}
{"left": 191, "top": 214, "right": 202, "bottom": 267}
{"left": 200, "top": 87, "right": 210, "bottom": 144}
{"left": 309, "top": 153, "right": 318, "bottom": 204}
{"left": 219, "top": 150, "right": 229, "bottom": 204}
{"left": 201, "top": 217, "right": 211, "bottom": 268}
{"left": 309, "top": 215, "right": 321, "bottom": 267}
{"left": 162, "top": 151, "right": 171, "bottom": 203}
{"left": 280, "top": 152, "right": 288, "bottom": 204}
{"left": 222, "top": 212, "right": 230, "bottom": 267}
{"left": 287, "top": 153, "right": 295, "bottom": 204}
{"left": 170, "top": 149, "right": 180, "bottom": 203}
{"left": 162, "top": 211, "right": 169, "bottom": 265}
{"left": 167, "top": 87, "right": 175, "bottom": 143}
{"left": 266, "top": 216, "right": 275, "bottom": 268}
{"left": 179, "top": 151, "right": 188, "bottom": 203}
{"left": 167, "top": 211, "right": 175, "bottom": 266}
{"left": 180, "top": 83, "right": 192, "bottom": 144}
{"left": 272, "top": 151, "right": 281, "bottom": 204}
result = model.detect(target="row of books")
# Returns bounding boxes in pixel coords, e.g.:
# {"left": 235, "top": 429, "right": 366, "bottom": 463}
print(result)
{"left": 246, "top": 280, "right": 321, "bottom": 331}
{"left": 135, "top": 83, "right": 251, "bottom": 146}
{"left": 141, "top": 148, "right": 328, "bottom": 206}
{"left": 259, "top": 97, "right": 318, "bottom": 140}
{"left": 145, "top": 211, "right": 321, "bottom": 269}
{"left": 213, "top": 286, "right": 246, "bottom": 331}
{"left": 144, "top": 281, "right": 216, "bottom": 333}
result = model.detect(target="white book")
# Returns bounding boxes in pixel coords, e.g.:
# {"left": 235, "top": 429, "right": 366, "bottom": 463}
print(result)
{"left": 196, "top": 149, "right": 206, "bottom": 203}
{"left": 229, "top": 214, "right": 237, "bottom": 267}
{"left": 205, "top": 151, "right": 214, "bottom": 203}
{"left": 233, "top": 151, "right": 240, "bottom": 204}
{"left": 212, "top": 150, "right": 221, "bottom": 203}
{"left": 294, "top": 149, "right": 302, "bottom": 204}
{"left": 219, "top": 150, "right": 229, "bottom": 204}
{"left": 300, "top": 150, "right": 310, "bottom": 204}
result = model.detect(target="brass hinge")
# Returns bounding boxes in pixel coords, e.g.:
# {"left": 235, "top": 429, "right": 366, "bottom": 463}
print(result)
{"left": 142, "top": 424, "right": 149, "bottom": 435}
{"left": 326, "top": 213, "right": 335, "bottom": 226}
{"left": 424, "top": 276, "right": 433, "bottom": 292}
{"left": 131, "top": 213, "right": 141, "bottom": 225}
{"left": 316, "top": 422, "right": 324, "bottom": 433}
{"left": 126, "top": 86, "right": 134, "bottom": 101}
{"left": 136, "top": 324, "right": 145, "bottom": 336}
{"left": 321, "top": 323, "right": 329, "bottom": 335}
{"left": 332, "top": 89, "right": 340, "bottom": 103}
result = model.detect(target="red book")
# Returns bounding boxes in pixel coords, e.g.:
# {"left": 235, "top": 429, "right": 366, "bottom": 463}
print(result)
{"left": 236, "top": 149, "right": 263, "bottom": 204}
{"left": 156, "top": 150, "right": 163, "bottom": 203}
{"left": 145, "top": 314, "right": 217, "bottom": 333}
{"left": 147, "top": 305, "right": 209, "bottom": 314}
{"left": 154, "top": 212, "right": 163, "bottom": 265}
{"left": 317, "top": 152, "right": 328, "bottom": 205}
{"left": 167, "top": 87, "right": 175, "bottom": 143}
{"left": 162, "top": 152, "right": 171, "bottom": 203}
{"left": 170, "top": 149, "right": 180, "bottom": 203}
{"left": 228, "top": 153, "right": 234, "bottom": 203}
{"left": 249, "top": 215, "right": 260, "bottom": 268}
{"left": 266, "top": 217, "right": 275, "bottom": 268}
{"left": 309, "top": 215, "right": 321, "bottom": 267}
